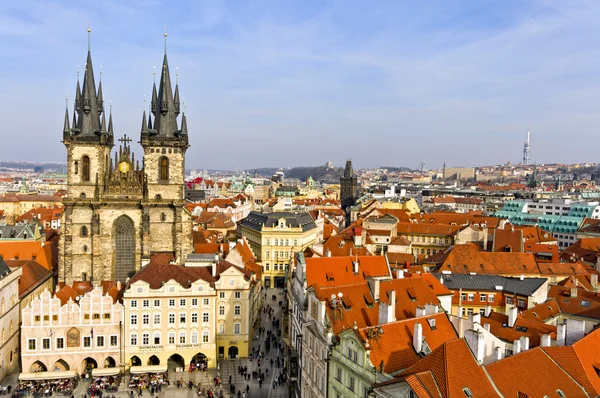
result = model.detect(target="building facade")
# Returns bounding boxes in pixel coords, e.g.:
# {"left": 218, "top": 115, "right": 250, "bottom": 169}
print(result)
{"left": 340, "top": 161, "right": 358, "bottom": 212}
{"left": 239, "top": 211, "right": 318, "bottom": 288}
{"left": 21, "top": 285, "right": 124, "bottom": 374}
{"left": 123, "top": 255, "right": 258, "bottom": 370}
{"left": 0, "top": 259, "right": 21, "bottom": 381}
{"left": 59, "top": 43, "right": 192, "bottom": 284}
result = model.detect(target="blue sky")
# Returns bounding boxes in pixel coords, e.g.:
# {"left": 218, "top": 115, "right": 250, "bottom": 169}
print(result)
{"left": 1, "top": 0, "right": 599, "bottom": 170}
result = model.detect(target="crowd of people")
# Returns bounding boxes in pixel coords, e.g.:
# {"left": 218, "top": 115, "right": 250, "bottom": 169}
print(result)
{"left": 12, "top": 378, "right": 77, "bottom": 397}
{"left": 127, "top": 372, "right": 168, "bottom": 396}
{"left": 88, "top": 375, "right": 120, "bottom": 397}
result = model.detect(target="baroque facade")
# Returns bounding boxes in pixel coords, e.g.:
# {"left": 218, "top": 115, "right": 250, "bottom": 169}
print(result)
{"left": 59, "top": 42, "right": 193, "bottom": 284}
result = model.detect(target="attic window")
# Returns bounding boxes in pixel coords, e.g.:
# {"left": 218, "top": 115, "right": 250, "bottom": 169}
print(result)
{"left": 427, "top": 318, "right": 436, "bottom": 330}
{"left": 556, "top": 389, "right": 566, "bottom": 398}
{"left": 515, "top": 326, "right": 528, "bottom": 332}
{"left": 326, "top": 273, "right": 334, "bottom": 281}
{"left": 462, "top": 387, "right": 474, "bottom": 397}
{"left": 407, "top": 288, "right": 417, "bottom": 301}
{"left": 580, "top": 300, "right": 591, "bottom": 307}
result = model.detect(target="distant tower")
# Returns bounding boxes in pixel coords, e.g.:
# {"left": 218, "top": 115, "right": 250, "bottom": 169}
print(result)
{"left": 340, "top": 160, "right": 357, "bottom": 211}
{"left": 523, "top": 125, "right": 531, "bottom": 165}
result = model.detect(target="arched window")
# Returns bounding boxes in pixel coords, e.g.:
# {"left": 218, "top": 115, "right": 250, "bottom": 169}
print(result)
{"left": 82, "top": 156, "right": 90, "bottom": 182}
{"left": 81, "top": 226, "right": 88, "bottom": 237}
{"left": 159, "top": 157, "right": 169, "bottom": 181}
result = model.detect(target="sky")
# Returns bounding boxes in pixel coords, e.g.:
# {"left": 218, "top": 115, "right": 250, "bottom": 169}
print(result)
{"left": 1, "top": 0, "right": 599, "bottom": 171}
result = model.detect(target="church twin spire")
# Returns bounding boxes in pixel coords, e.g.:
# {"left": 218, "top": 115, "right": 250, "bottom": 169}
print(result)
{"left": 64, "top": 27, "right": 188, "bottom": 151}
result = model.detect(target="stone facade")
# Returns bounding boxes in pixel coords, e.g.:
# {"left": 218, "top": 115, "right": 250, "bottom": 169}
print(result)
{"left": 0, "top": 264, "right": 21, "bottom": 381}
{"left": 59, "top": 47, "right": 192, "bottom": 284}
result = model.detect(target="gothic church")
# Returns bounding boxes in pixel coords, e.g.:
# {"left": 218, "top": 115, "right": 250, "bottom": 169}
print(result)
{"left": 59, "top": 40, "right": 193, "bottom": 284}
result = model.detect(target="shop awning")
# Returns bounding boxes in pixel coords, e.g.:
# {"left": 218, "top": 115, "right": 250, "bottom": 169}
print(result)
{"left": 19, "top": 370, "right": 77, "bottom": 381}
{"left": 129, "top": 365, "right": 168, "bottom": 374}
{"left": 92, "top": 367, "right": 120, "bottom": 377}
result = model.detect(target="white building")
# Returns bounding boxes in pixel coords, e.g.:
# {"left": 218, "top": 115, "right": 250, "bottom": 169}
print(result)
{"left": 20, "top": 283, "right": 124, "bottom": 374}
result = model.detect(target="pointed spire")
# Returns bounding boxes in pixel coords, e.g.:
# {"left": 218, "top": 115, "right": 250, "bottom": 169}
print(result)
{"left": 180, "top": 112, "right": 188, "bottom": 136}
{"left": 63, "top": 105, "right": 71, "bottom": 140}
{"left": 97, "top": 78, "right": 104, "bottom": 114}
{"left": 174, "top": 81, "right": 180, "bottom": 116}
{"left": 72, "top": 111, "right": 77, "bottom": 130}
{"left": 108, "top": 108, "right": 114, "bottom": 136}
{"left": 151, "top": 81, "right": 157, "bottom": 113}
{"left": 141, "top": 110, "right": 148, "bottom": 132}
{"left": 75, "top": 76, "right": 81, "bottom": 112}
{"left": 147, "top": 108, "right": 152, "bottom": 130}
{"left": 76, "top": 47, "right": 102, "bottom": 138}
{"left": 101, "top": 111, "right": 107, "bottom": 133}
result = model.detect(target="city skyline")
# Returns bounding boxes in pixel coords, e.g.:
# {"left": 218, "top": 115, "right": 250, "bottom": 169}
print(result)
{"left": 2, "top": 0, "right": 600, "bottom": 169}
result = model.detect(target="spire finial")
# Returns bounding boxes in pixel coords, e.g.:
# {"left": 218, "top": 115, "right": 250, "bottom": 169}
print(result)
{"left": 65, "top": 93, "right": 69, "bottom": 109}
{"left": 176, "top": 66, "right": 179, "bottom": 84}
{"left": 110, "top": 100, "right": 113, "bottom": 115}
{"left": 77, "top": 64, "right": 80, "bottom": 81}
{"left": 99, "top": 64, "right": 102, "bottom": 82}
{"left": 164, "top": 25, "right": 167, "bottom": 54}
{"left": 153, "top": 65, "right": 156, "bottom": 83}
{"left": 87, "top": 21, "right": 91, "bottom": 51}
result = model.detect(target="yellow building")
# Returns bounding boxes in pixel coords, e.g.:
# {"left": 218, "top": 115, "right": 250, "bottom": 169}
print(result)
{"left": 396, "top": 222, "right": 462, "bottom": 257}
{"left": 381, "top": 198, "right": 421, "bottom": 214}
{"left": 124, "top": 254, "right": 259, "bottom": 370}
{"left": 239, "top": 211, "right": 318, "bottom": 288}
{"left": 0, "top": 194, "right": 63, "bottom": 224}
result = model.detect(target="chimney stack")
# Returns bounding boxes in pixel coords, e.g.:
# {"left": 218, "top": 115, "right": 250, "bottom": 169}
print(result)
{"left": 494, "top": 346, "right": 503, "bottom": 362}
{"left": 484, "top": 305, "right": 492, "bottom": 317}
{"left": 519, "top": 336, "right": 530, "bottom": 351}
{"left": 483, "top": 323, "right": 490, "bottom": 332}
{"left": 557, "top": 322, "right": 567, "bottom": 346}
{"left": 378, "top": 290, "right": 396, "bottom": 324}
{"left": 592, "top": 273, "right": 598, "bottom": 291}
{"left": 396, "top": 269, "right": 404, "bottom": 279}
{"left": 413, "top": 323, "right": 423, "bottom": 353}
{"left": 425, "top": 303, "right": 439, "bottom": 315}
{"left": 353, "top": 260, "right": 359, "bottom": 274}
{"left": 513, "top": 339, "right": 521, "bottom": 355}
{"left": 570, "top": 287, "right": 578, "bottom": 298}
{"left": 117, "top": 281, "right": 122, "bottom": 291}
{"left": 508, "top": 306, "right": 518, "bottom": 328}
{"left": 471, "top": 313, "right": 481, "bottom": 325}
{"left": 540, "top": 334, "right": 551, "bottom": 347}
{"left": 465, "top": 329, "right": 485, "bottom": 363}
{"left": 325, "top": 249, "right": 331, "bottom": 257}
{"left": 416, "top": 306, "right": 427, "bottom": 317}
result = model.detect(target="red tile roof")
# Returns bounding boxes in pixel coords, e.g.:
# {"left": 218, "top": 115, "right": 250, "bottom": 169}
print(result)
{"left": 485, "top": 347, "right": 589, "bottom": 397}
{"left": 548, "top": 285, "right": 600, "bottom": 319}
{"left": 360, "top": 313, "right": 458, "bottom": 374}
{"left": 484, "top": 311, "right": 557, "bottom": 346}
{"left": 398, "top": 339, "right": 499, "bottom": 397}
{"left": 304, "top": 256, "right": 390, "bottom": 288}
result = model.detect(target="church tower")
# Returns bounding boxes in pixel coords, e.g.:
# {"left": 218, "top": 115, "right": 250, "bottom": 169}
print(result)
{"left": 139, "top": 35, "right": 191, "bottom": 261}
{"left": 59, "top": 31, "right": 192, "bottom": 284}
{"left": 340, "top": 160, "right": 357, "bottom": 211}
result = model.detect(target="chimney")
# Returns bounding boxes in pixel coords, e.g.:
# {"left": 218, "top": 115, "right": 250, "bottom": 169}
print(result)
{"left": 540, "top": 334, "right": 551, "bottom": 347}
{"left": 570, "top": 287, "right": 578, "bottom": 298}
{"left": 494, "top": 346, "right": 503, "bottom": 362}
{"left": 457, "top": 306, "right": 463, "bottom": 318}
{"left": 465, "top": 329, "right": 485, "bottom": 363}
{"left": 520, "top": 274, "right": 524, "bottom": 281}
{"left": 484, "top": 305, "right": 492, "bottom": 317}
{"left": 325, "top": 249, "right": 331, "bottom": 257}
{"left": 55, "top": 285, "right": 60, "bottom": 293}
{"left": 370, "top": 279, "right": 380, "bottom": 301}
{"left": 354, "top": 232, "right": 362, "bottom": 247}
{"left": 353, "top": 260, "right": 359, "bottom": 274}
{"left": 378, "top": 290, "right": 396, "bottom": 324}
{"left": 519, "top": 336, "right": 530, "bottom": 351}
{"left": 513, "top": 339, "right": 521, "bottom": 355}
{"left": 117, "top": 281, "right": 122, "bottom": 291}
{"left": 483, "top": 228, "right": 488, "bottom": 250}
{"left": 483, "top": 323, "right": 490, "bottom": 332}
{"left": 396, "top": 269, "right": 404, "bottom": 279}
{"left": 508, "top": 306, "right": 518, "bottom": 328}
{"left": 557, "top": 322, "right": 567, "bottom": 346}
{"left": 413, "top": 323, "right": 423, "bottom": 353}
{"left": 416, "top": 306, "right": 427, "bottom": 317}
{"left": 471, "top": 313, "right": 481, "bottom": 325}
{"left": 592, "top": 274, "right": 598, "bottom": 291}
{"left": 425, "top": 303, "right": 439, "bottom": 315}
